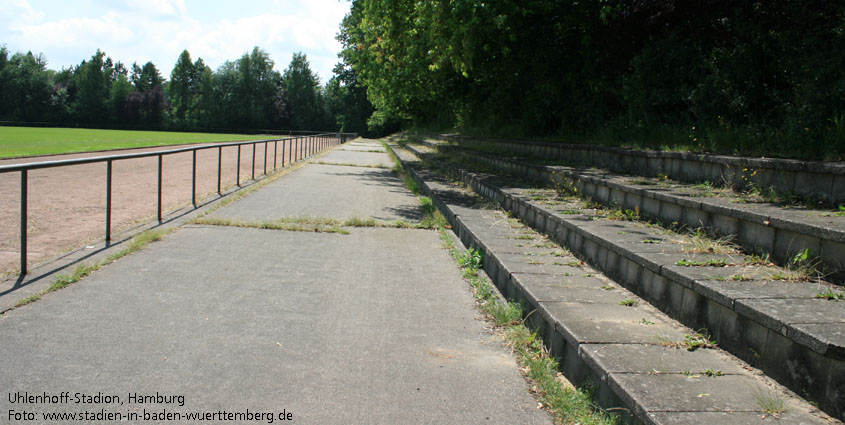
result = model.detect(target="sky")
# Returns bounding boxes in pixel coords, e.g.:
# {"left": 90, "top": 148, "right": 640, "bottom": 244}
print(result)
{"left": 0, "top": 0, "right": 351, "bottom": 84}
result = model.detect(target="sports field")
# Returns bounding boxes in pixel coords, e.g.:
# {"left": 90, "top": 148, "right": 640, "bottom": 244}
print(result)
{"left": 0, "top": 126, "right": 271, "bottom": 158}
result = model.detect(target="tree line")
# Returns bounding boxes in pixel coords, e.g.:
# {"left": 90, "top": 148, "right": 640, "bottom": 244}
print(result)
{"left": 338, "top": 0, "right": 844, "bottom": 158}
{"left": 0, "top": 45, "right": 373, "bottom": 135}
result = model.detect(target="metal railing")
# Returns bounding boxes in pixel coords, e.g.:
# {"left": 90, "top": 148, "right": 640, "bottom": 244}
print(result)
{"left": 1, "top": 132, "right": 357, "bottom": 275}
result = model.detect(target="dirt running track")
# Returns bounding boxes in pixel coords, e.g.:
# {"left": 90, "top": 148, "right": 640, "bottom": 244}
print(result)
{"left": 0, "top": 140, "right": 308, "bottom": 276}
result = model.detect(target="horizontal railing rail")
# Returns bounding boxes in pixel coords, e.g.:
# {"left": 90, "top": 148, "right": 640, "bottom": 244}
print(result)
{"left": 1, "top": 132, "right": 357, "bottom": 276}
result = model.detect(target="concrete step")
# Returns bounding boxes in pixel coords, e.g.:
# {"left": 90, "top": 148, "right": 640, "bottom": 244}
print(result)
{"left": 392, "top": 141, "right": 844, "bottom": 422}
{"left": 418, "top": 139, "right": 845, "bottom": 284}
{"left": 416, "top": 133, "right": 845, "bottom": 205}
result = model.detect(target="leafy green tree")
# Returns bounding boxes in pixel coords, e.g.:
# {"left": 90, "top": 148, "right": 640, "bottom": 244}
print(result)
{"left": 169, "top": 50, "right": 196, "bottom": 122}
{"left": 282, "top": 52, "right": 323, "bottom": 130}
{"left": 192, "top": 58, "right": 215, "bottom": 127}
{"left": 108, "top": 71, "right": 132, "bottom": 123}
{"left": 73, "top": 50, "right": 114, "bottom": 124}
{"left": 325, "top": 63, "right": 373, "bottom": 134}
{"left": 130, "top": 61, "right": 164, "bottom": 92}
{"left": 209, "top": 47, "right": 282, "bottom": 130}
{"left": 237, "top": 47, "right": 281, "bottom": 129}
{"left": 0, "top": 49, "right": 54, "bottom": 121}
{"left": 0, "top": 46, "right": 9, "bottom": 118}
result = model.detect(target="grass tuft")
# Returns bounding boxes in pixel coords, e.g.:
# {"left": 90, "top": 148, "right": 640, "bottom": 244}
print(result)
{"left": 679, "top": 229, "right": 738, "bottom": 255}
{"left": 13, "top": 228, "right": 172, "bottom": 309}
{"left": 816, "top": 289, "right": 844, "bottom": 300}
{"left": 619, "top": 298, "right": 638, "bottom": 307}
{"left": 751, "top": 386, "right": 786, "bottom": 416}
{"left": 15, "top": 294, "right": 41, "bottom": 307}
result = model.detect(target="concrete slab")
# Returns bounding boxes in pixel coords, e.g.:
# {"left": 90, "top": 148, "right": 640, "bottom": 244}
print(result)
{"left": 611, "top": 373, "right": 799, "bottom": 413}
{"left": 208, "top": 163, "right": 423, "bottom": 222}
{"left": 523, "top": 285, "right": 632, "bottom": 303}
{"left": 649, "top": 412, "right": 830, "bottom": 425}
{"left": 496, "top": 252, "right": 584, "bottom": 275}
{"left": 695, "top": 278, "right": 836, "bottom": 303}
{"left": 0, "top": 226, "right": 552, "bottom": 424}
{"left": 339, "top": 147, "right": 388, "bottom": 154}
{"left": 541, "top": 302, "right": 688, "bottom": 344}
{"left": 580, "top": 343, "right": 747, "bottom": 375}
{"left": 512, "top": 272, "right": 613, "bottom": 289}
{"left": 317, "top": 149, "right": 394, "bottom": 168}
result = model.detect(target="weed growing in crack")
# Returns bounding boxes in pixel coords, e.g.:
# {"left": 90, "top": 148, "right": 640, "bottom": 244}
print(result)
{"left": 751, "top": 386, "right": 786, "bottom": 417}
{"left": 816, "top": 289, "right": 844, "bottom": 300}
{"left": 619, "top": 298, "right": 638, "bottom": 307}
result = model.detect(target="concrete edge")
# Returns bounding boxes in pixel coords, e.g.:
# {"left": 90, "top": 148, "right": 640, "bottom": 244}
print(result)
{"left": 395, "top": 143, "right": 844, "bottom": 422}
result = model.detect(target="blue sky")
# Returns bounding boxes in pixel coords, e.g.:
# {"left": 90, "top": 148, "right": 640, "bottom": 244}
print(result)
{"left": 0, "top": 0, "right": 351, "bottom": 84}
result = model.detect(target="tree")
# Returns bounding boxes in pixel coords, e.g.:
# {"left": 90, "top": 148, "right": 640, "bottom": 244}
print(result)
{"left": 325, "top": 63, "right": 373, "bottom": 134}
{"left": 192, "top": 58, "right": 214, "bottom": 127}
{"left": 237, "top": 47, "right": 281, "bottom": 129}
{"left": 73, "top": 50, "right": 112, "bottom": 124}
{"left": 130, "top": 61, "right": 164, "bottom": 92}
{"left": 169, "top": 50, "right": 195, "bottom": 122}
{"left": 282, "top": 52, "right": 322, "bottom": 130}
{"left": 109, "top": 71, "right": 132, "bottom": 123}
{"left": 0, "top": 49, "right": 54, "bottom": 121}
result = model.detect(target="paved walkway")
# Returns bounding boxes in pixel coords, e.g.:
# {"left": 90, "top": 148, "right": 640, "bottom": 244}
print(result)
{"left": 0, "top": 139, "right": 552, "bottom": 424}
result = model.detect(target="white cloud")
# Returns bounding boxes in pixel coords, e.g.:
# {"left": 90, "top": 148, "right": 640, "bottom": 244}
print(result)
{"left": 126, "top": 0, "right": 186, "bottom": 17}
{"left": 1, "top": 0, "right": 350, "bottom": 81}
{"left": 14, "top": 12, "right": 134, "bottom": 49}
{"left": 0, "top": 0, "right": 45, "bottom": 29}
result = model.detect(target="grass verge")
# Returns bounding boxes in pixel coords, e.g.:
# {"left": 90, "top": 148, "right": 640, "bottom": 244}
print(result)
{"left": 12, "top": 228, "right": 172, "bottom": 309}
{"left": 439, "top": 228, "right": 616, "bottom": 425}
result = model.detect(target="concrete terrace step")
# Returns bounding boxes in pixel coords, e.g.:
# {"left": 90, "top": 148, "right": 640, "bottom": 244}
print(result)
{"left": 418, "top": 133, "right": 845, "bottom": 205}
{"left": 386, "top": 142, "right": 834, "bottom": 425}
{"left": 420, "top": 140, "right": 845, "bottom": 284}
{"left": 395, "top": 141, "right": 845, "bottom": 421}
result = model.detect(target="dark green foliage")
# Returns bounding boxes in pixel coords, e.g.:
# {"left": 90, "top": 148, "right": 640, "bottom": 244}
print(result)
{"left": 325, "top": 63, "right": 375, "bottom": 136}
{"left": 339, "top": 0, "right": 845, "bottom": 159}
{"left": 0, "top": 48, "right": 54, "bottom": 122}
{"left": 282, "top": 52, "right": 325, "bottom": 131}
{"left": 0, "top": 46, "right": 341, "bottom": 133}
{"left": 169, "top": 50, "right": 195, "bottom": 123}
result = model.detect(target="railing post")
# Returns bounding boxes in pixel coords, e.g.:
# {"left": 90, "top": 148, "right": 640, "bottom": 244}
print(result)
{"left": 157, "top": 154, "right": 163, "bottom": 223}
{"left": 273, "top": 140, "right": 278, "bottom": 170}
{"left": 264, "top": 141, "right": 268, "bottom": 175}
{"left": 20, "top": 169, "right": 27, "bottom": 275}
{"left": 252, "top": 143, "right": 256, "bottom": 180}
{"left": 217, "top": 146, "right": 222, "bottom": 195}
{"left": 106, "top": 160, "right": 112, "bottom": 245}
{"left": 191, "top": 150, "right": 197, "bottom": 208}
{"left": 236, "top": 145, "right": 241, "bottom": 186}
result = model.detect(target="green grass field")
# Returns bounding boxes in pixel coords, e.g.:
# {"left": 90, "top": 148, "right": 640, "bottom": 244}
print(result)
{"left": 0, "top": 126, "right": 272, "bottom": 158}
